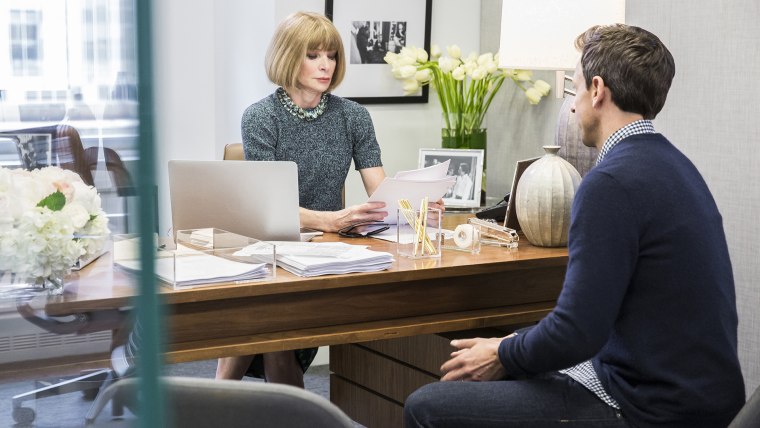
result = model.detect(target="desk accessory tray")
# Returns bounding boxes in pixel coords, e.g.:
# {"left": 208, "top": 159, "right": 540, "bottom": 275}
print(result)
{"left": 114, "top": 228, "right": 276, "bottom": 289}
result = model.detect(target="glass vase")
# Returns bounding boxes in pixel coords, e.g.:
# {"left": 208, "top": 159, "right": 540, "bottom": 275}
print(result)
{"left": 441, "top": 125, "right": 487, "bottom": 153}
{"left": 34, "top": 274, "right": 66, "bottom": 295}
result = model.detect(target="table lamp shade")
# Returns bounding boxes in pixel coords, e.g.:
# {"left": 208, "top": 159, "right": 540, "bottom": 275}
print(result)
{"left": 498, "top": 0, "right": 626, "bottom": 71}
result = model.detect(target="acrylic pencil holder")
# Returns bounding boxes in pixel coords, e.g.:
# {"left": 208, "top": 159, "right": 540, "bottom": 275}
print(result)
{"left": 396, "top": 207, "right": 442, "bottom": 259}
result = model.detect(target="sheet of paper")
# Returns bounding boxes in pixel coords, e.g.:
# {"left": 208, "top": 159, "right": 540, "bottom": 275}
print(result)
{"left": 367, "top": 177, "right": 456, "bottom": 222}
{"left": 393, "top": 159, "right": 451, "bottom": 180}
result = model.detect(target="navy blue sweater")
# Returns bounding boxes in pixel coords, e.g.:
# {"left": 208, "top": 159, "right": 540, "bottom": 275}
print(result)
{"left": 499, "top": 134, "right": 745, "bottom": 427}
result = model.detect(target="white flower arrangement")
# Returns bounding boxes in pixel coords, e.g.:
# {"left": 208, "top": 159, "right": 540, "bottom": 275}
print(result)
{"left": 385, "top": 45, "right": 551, "bottom": 139}
{"left": 0, "top": 166, "right": 110, "bottom": 282}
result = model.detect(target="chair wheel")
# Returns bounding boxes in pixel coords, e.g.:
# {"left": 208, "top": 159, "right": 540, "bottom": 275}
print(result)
{"left": 13, "top": 406, "right": 36, "bottom": 424}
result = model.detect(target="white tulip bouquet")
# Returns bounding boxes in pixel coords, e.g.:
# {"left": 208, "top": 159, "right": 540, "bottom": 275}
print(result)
{"left": 0, "top": 166, "right": 110, "bottom": 287}
{"left": 385, "top": 45, "right": 551, "bottom": 144}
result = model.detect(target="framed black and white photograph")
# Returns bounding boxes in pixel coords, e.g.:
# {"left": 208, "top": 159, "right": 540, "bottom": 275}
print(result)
{"left": 419, "top": 148, "right": 484, "bottom": 208}
{"left": 325, "top": 0, "right": 431, "bottom": 104}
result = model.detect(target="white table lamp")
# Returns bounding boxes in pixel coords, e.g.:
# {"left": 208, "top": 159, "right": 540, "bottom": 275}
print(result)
{"left": 498, "top": 0, "right": 625, "bottom": 97}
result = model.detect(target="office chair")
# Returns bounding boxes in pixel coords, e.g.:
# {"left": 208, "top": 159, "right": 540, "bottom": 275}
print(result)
{"left": 84, "top": 146, "right": 136, "bottom": 197}
{"left": 10, "top": 301, "right": 134, "bottom": 424}
{"left": 2, "top": 123, "right": 94, "bottom": 186}
{"left": 223, "top": 142, "right": 244, "bottom": 160}
{"left": 729, "top": 384, "right": 760, "bottom": 428}
{"left": 86, "top": 376, "right": 355, "bottom": 428}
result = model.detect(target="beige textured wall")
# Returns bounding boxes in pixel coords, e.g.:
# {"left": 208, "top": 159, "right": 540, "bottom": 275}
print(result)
{"left": 483, "top": 0, "right": 760, "bottom": 396}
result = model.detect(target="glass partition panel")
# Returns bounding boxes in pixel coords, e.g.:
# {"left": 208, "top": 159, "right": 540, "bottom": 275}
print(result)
{"left": 0, "top": 0, "right": 161, "bottom": 425}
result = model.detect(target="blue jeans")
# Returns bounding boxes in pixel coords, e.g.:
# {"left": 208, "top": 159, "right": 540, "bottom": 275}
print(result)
{"left": 404, "top": 371, "right": 630, "bottom": 427}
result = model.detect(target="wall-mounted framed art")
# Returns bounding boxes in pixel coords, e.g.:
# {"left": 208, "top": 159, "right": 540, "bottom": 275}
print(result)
{"left": 418, "top": 148, "right": 484, "bottom": 208}
{"left": 325, "top": 0, "right": 431, "bottom": 104}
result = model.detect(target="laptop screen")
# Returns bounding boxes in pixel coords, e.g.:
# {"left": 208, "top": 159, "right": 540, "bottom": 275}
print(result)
{"left": 168, "top": 160, "right": 301, "bottom": 242}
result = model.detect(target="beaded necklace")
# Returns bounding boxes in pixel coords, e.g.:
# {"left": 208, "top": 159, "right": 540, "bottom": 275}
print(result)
{"left": 276, "top": 87, "right": 329, "bottom": 121}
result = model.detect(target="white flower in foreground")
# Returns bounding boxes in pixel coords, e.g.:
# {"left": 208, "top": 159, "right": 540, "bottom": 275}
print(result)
{"left": 471, "top": 67, "right": 487, "bottom": 81}
{"left": 415, "top": 47, "right": 429, "bottom": 62}
{"left": 516, "top": 70, "right": 533, "bottom": 81}
{"left": 384, "top": 52, "right": 399, "bottom": 65}
{"left": 451, "top": 66, "right": 466, "bottom": 81}
{"left": 402, "top": 79, "right": 420, "bottom": 95}
{"left": 525, "top": 87, "right": 543, "bottom": 105}
{"left": 533, "top": 80, "right": 552, "bottom": 97}
{"left": 415, "top": 69, "right": 432, "bottom": 83}
{"left": 446, "top": 45, "right": 462, "bottom": 59}
{"left": 477, "top": 53, "right": 494, "bottom": 66}
{"left": 393, "top": 65, "right": 418, "bottom": 80}
{"left": 0, "top": 166, "right": 110, "bottom": 280}
{"left": 430, "top": 44, "right": 442, "bottom": 60}
{"left": 438, "top": 56, "right": 458, "bottom": 73}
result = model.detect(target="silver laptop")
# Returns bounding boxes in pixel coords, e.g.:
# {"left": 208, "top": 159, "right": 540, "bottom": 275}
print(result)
{"left": 168, "top": 160, "right": 301, "bottom": 241}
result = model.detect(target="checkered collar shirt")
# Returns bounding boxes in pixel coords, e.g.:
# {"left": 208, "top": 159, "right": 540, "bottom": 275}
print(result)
{"left": 596, "top": 119, "right": 656, "bottom": 165}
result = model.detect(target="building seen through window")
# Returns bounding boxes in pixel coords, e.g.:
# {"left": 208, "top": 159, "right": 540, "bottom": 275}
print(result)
{"left": 0, "top": 0, "right": 139, "bottom": 233}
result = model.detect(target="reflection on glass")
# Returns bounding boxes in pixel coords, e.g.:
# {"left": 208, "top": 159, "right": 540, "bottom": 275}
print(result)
{"left": 0, "top": 1, "right": 143, "bottom": 426}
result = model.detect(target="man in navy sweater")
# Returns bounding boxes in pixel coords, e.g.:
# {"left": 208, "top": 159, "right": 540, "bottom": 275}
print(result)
{"left": 404, "top": 24, "right": 745, "bottom": 428}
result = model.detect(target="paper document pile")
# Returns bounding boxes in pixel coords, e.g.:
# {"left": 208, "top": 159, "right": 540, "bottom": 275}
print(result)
{"left": 116, "top": 250, "right": 270, "bottom": 288}
{"left": 368, "top": 160, "right": 456, "bottom": 222}
{"left": 236, "top": 241, "right": 393, "bottom": 277}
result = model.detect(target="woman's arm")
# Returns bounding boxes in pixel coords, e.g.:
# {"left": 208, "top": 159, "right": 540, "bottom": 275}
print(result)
{"left": 358, "top": 166, "right": 386, "bottom": 196}
{"left": 298, "top": 166, "right": 387, "bottom": 232}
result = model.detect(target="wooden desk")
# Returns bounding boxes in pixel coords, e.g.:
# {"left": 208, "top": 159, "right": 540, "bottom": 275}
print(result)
{"left": 45, "top": 234, "right": 566, "bottom": 362}
{"left": 42, "top": 234, "right": 567, "bottom": 426}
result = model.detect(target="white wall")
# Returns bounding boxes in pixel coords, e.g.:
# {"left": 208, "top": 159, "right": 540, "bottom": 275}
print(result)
{"left": 152, "top": 0, "right": 275, "bottom": 235}
{"left": 629, "top": 0, "right": 760, "bottom": 397}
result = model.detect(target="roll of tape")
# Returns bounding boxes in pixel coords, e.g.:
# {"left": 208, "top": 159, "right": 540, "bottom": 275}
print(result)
{"left": 454, "top": 224, "right": 474, "bottom": 249}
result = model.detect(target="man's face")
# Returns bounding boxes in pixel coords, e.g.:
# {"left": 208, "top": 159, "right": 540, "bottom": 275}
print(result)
{"left": 571, "top": 64, "right": 601, "bottom": 149}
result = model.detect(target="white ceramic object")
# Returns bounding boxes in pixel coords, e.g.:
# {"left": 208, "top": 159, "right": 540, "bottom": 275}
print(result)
{"left": 515, "top": 145, "right": 582, "bottom": 247}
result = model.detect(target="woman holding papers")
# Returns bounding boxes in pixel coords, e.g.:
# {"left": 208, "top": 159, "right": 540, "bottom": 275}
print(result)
{"left": 241, "top": 11, "right": 388, "bottom": 235}
{"left": 218, "top": 11, "right": 443, "bottom": 389}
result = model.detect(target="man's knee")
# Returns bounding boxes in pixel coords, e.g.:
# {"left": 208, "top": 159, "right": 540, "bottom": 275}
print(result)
{"left": 404, "top": 382, "right": 444, "bottom": 428}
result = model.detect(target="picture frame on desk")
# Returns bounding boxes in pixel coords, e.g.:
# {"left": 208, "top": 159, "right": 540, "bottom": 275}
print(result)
{"left": 418, "top": 148, "right": 484, "bottom": 208}
{"left": 324, "top": 0, "right": 432, "bottom": 104}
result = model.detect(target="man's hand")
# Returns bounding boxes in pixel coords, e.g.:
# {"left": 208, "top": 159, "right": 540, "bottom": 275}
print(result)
{"left": 440, "top": 337, "right": 507, "bottom": 382}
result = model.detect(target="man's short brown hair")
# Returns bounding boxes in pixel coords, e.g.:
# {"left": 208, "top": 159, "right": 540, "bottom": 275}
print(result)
{"left": 575, "top": 24, "right": 675, "bottom": 119}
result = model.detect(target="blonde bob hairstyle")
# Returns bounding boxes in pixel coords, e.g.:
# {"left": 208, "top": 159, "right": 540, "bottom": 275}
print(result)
{"left": 265, "top": 12, "right": 346, "bottom": 92}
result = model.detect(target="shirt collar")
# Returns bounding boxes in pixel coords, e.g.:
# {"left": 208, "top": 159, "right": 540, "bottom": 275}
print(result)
{"left": 596, "top": 120, "right": 656, "bottom": 164}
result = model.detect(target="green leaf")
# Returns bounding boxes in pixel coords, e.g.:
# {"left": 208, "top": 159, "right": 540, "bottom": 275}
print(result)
{"left": 37, "top": 190, "right": 66, "bottom": 211}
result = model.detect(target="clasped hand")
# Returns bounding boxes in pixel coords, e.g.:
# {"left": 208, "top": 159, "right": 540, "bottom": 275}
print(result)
{"left": 439, "top": 336, "right": 508, "bottom": 382}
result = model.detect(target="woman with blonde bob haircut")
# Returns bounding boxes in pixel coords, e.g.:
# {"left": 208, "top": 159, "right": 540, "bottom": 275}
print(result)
{"left": 217, "top": 11, "right": 419, "bottom": 388}
{"left": 265, "top": 12, "right": 346, "bottom": 92}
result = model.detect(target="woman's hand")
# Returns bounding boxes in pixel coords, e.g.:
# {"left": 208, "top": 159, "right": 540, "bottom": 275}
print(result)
{"left": 429, "top": 198, "right": 446, "bottom": 215}
{"left": 327, "top": 202, "right": 387, "bottom": 232}
{"left": 301, "top": 202, "right": 387, "bottom": 233}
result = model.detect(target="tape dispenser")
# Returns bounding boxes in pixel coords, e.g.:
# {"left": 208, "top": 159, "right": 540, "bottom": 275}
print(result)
{"left": 447, "top": 218, "right": 519, "bottom": 254}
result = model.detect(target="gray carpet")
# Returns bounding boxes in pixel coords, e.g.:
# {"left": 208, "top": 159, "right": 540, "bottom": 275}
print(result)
{"left": 0, "top": 361, "right": 358, "bottom": 427}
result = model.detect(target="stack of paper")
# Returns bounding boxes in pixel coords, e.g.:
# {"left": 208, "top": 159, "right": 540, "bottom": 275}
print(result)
{"left": 368, "top": 160, "right": 456, "bottom": 222}
{"left": 236, "top": 241, "right": 393, "bottom": 277}
{"left": 116, "top": 251, "right": 270, "bottom": 288}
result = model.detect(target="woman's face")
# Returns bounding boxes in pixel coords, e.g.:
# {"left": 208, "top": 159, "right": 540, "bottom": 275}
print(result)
{"left": 298, "top": 49, "right": 337, "bottom": 94}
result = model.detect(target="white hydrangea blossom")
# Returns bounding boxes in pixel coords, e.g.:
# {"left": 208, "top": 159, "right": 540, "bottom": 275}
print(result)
{"left": 0, "top": 166, "right": 110, "bottom": 280}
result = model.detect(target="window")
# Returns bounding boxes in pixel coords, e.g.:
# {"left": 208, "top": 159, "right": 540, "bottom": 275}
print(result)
{"left": 9, "top": 9, "right": 42, "bottom": 76}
